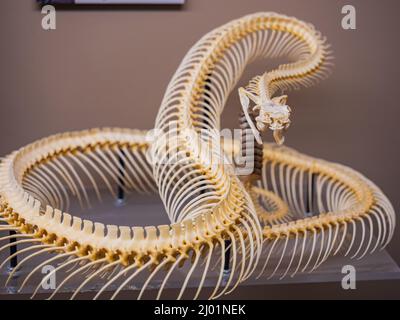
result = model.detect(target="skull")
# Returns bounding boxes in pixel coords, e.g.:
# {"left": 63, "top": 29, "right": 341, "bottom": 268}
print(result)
{"left": 254, "top": 95, "right": 291, "bottom": 145}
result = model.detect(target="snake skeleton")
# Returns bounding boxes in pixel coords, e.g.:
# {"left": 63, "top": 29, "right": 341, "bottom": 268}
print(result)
{"left": 0, "top": 13, "right": 395, "bottom": 300}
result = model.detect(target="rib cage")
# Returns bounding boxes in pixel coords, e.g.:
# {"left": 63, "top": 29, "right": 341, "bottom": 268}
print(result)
{"left": 153, "top": 12, "right": 332, "bottom": 224}
{"left": 0, "top": 130, "right": 394, "bottom": 298}
{"left": 0, "top": 13, "right": 396, "bottom": 300}
{"left": 0, "top": 129, "right": 263, "bottom": 299}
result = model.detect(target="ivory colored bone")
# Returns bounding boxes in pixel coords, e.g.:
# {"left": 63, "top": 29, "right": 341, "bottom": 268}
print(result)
{"left": 0, "top": 13, "right": 395, "bottom": 300}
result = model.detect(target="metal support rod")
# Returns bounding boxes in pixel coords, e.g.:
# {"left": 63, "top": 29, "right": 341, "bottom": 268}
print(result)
{"left": 224, "top": 240, "right": 231, "bottom": 273}
{"left": 116, "top": 149, "right": 126, "bottom": 205}
{"left": 306, "top": 171, "right": 316, "bottom": 216}
{"left": 8, "top": 230, "right": 18, "bottom": 272}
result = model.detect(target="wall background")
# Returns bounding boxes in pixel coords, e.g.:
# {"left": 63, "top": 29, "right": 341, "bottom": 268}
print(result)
{"left": 0, "top": 0, "right": 399, "bottom": 298}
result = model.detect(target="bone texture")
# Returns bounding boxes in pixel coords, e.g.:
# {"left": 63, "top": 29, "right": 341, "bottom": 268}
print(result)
{"left": 0, "top": 12, "right": 395, "bottom": 300}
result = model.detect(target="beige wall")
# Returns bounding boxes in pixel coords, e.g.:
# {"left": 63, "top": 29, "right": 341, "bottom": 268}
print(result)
{"left": 0, "top": 0, "right": 399, "bottom": 269}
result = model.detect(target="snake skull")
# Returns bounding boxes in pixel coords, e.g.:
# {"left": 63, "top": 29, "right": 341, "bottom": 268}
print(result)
{"left": 239, "top": 86, "right": 291, "bottom": 145}
{"left": 254, "top": 95, "right": 291, "bottom": 145}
